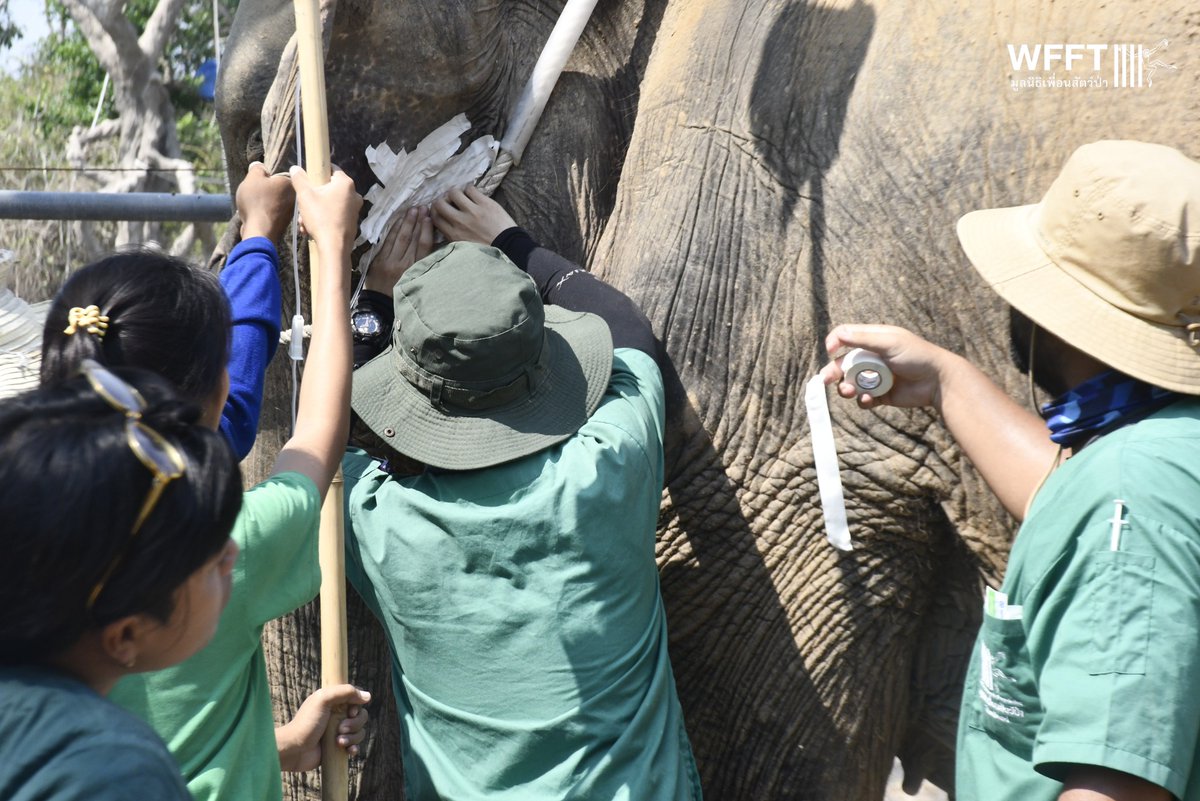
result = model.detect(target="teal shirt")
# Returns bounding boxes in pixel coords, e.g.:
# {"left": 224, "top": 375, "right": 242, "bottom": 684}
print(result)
{"left": 344, "top": 348, "right": 701, "bottom": 801}
{"left": 0, "top": 667, "right": 189, "bottom": 800}
{"left": 110, "top": 472, "right": 321, "bottom": 801}
{"left": 957, "top": 398, "right": 1200, "bottom": 800}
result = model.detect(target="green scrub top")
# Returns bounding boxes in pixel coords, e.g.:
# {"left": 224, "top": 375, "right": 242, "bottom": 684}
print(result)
{"left": 956, "top": 399, "right": 1200, "bottom": 801}
{"left": 343, "top": 349, "right": 701, "bottom": 801}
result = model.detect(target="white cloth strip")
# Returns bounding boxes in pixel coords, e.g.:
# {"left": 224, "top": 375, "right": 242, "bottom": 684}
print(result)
{"left": 804, "top": 374, "right": 853, "bottom": 551}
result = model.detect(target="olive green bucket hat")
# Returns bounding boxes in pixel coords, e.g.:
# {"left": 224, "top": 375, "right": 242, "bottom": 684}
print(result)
{"left": 351, "top": 242, "right": 613, "bottom": 470}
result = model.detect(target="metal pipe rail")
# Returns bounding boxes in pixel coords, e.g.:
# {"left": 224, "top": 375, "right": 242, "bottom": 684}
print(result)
{"left": 0, "top": 191, "right": 232, "bottom": 222}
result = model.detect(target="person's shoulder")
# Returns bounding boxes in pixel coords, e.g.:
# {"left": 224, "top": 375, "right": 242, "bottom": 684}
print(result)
{"left": 1125, "top": 396, "right": 1200, "bottom": 442}
{"left": 240, "top": 470, "right": 320, "bottom": 520}
{"left": 1028, "top": 399, "right": 1200, "bottom": 536}
{"left": 226, "top": 235, "right": 279, "bottom": 263}
{"left": 586, "top": 346, "right": 661, "bottom": 415}
{"left": 56, "top": 732, "right": 188, "bottom": 799}
{"left": 233, "top": 471, "right": 321, "bottom": 543}
{"left": 561, "top": 349, "right": 664, "bottom": 477}
{"left": 343, "top": 447, "right": 384, "bottom": 481}
{"left": 247, "top": 470, "right": 320, "bottom": 501}
{"left": 0, "top": 670, "right": 188, "bottom": 800}
{"left": 0, "top": 667, "right": 114, "bottom": 722}
{"left": 597, "top": 348, "right": 664, "bottom": 410}
{"left": 609, "top": 347, "right": 661, "bottom": 385}
{"left": 1085, "top": 399, "right": 1200, "bottom": 475}
{"left": 61, "top": 715, "right": 185, "bottom": 778}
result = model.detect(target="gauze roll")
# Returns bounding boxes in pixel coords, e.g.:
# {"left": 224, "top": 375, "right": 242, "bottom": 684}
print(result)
{"left": 842, "top": 348, "right": 893, "bottom": 397}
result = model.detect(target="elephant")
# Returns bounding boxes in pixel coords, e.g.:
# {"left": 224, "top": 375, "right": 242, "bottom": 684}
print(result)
{"left": 215, "top": 1, "right": 1199, "bottom": 798}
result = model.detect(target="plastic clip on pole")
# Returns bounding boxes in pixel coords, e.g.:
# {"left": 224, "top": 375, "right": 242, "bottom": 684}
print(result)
{"left": 289, "top": 314, "right": 305, "bottom": 362}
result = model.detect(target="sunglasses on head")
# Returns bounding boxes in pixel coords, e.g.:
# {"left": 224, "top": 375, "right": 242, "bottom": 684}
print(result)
{"left": 79, "top": 359, "right": 188, "bottom": 612}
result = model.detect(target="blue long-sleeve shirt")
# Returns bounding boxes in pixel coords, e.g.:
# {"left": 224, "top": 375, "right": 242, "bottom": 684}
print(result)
{"left": 219, "top": 237, "right": 281, "bottom": 459}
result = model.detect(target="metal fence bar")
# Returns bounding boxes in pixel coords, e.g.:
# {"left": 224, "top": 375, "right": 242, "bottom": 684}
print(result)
{"left": 0, "top": 191, "right": 233, "bottom": 222}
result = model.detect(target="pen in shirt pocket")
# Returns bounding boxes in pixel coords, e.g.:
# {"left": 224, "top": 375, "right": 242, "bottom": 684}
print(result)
{"left": 1109, "top": 498, "right": 1128, "bottom": 551}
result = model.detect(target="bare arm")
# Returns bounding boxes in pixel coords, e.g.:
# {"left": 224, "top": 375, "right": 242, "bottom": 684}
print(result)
{"left": 822, "top": 324, "right": 1058, "bottom": 521}
{"left": 1058, "top": 766, "right": 1171, "bottom": 801}
{"left": 270, "top": 167, "right": 362, "bottom": 498}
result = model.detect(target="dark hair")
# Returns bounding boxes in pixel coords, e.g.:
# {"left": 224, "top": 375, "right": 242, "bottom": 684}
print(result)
{"left": 40, "top": 250, "right": 231, "bottom": 404}
{"left": 0, "top": 367, "right": 242, "bottom": 664}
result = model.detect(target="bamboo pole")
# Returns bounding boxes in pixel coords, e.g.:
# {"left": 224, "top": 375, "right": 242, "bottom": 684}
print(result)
{"left": 291, "top": 1, "right": 348, "bottom": 800}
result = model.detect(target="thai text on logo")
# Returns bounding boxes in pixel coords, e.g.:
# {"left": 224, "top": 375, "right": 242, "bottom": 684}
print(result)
{"left": 1006, "top": 40, "right": 1178, "bottom": 92}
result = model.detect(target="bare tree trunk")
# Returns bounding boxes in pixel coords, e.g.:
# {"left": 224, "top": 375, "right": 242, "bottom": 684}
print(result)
{"left": 61, "top": 0, "right": 203, "bottom": 253}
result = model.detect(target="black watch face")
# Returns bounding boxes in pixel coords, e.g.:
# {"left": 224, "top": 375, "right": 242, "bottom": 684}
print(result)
{"left": 352, "top": 309, "right": 383, "bottom": 337}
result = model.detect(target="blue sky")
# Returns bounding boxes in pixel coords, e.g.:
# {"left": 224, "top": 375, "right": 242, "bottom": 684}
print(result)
{"left": 3, "top": 3, "right": 52, "bottom": 76}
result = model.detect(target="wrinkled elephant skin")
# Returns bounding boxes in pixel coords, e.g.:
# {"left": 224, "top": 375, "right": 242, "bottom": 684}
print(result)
{"left": 217, "top": 1, "right": 1200, "bottom": 798}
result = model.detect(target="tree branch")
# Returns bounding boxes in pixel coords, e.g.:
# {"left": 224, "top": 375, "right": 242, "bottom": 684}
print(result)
{"left": 138, "top": 0, "right": 188, "bottom": 62}
{"left": 60, "top": 0, "right": 139, "bottom": 81}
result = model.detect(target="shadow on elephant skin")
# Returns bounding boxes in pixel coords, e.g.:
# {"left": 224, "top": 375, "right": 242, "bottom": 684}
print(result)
{"left": 649, "top": 3, "right": 949, "bottom": 798}
{"left": 749, "top": 0, "right": 875, "bottom": 340}
{"left": 658, "top": 354, "right": 839, "bottom": 799}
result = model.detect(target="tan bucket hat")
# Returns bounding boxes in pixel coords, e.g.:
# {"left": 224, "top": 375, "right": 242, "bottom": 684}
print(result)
{"left": 957, "top": 140, "right": 1200, "bottom": 393}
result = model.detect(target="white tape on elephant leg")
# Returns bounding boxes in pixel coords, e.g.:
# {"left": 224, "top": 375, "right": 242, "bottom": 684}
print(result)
{"left": 804, "top": 374, "right": 853, "bottom": 551}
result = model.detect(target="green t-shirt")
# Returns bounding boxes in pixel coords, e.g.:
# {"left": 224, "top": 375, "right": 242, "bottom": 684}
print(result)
{"left": 110, "top": 471, "right": 321, "bottom": 801}
{"left": 343, "top": 349, "right": 701, "bottom": 801}
{"left": 0, "top": 666, "right": 190, "bottom": 800}
{"left": 956, "top": 398, "right": 1200, "bottom": 801}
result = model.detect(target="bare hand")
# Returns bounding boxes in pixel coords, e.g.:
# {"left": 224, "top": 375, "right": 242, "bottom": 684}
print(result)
{"left": 289, "top": 165, "right": 363, "bottom": 252}
{"left": 237, "top": 162, "right": 295, "bottom": 244}
{"left": 431, "top": 185, "right": 517, "bottom": 245}
{"left": 276, "top": 684, "right": 372, "bottom": 773}
{"left": 365, "top": 206, "right": 434, "bottom": 294}
{"left": 820, "top": 324, "right": 958, "bottom": 410}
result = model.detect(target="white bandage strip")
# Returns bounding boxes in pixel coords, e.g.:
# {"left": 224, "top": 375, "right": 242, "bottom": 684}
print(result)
{"left": 804, "top": 374, "right": 853, "bottom": 551}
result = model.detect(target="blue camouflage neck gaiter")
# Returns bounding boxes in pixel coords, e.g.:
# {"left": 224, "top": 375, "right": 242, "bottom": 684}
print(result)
{"left": 1041, "top": 370, "right": 1179, "bottom": 449}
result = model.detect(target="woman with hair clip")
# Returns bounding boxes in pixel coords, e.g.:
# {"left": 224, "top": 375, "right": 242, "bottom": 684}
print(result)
{"left": 0, "top": 364, "right": 242, "bottom": 799}
{"left": 37, "top": 165, "right": 369, "bottom": 801}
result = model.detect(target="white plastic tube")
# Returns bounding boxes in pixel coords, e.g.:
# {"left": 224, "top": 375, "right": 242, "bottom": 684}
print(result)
{"left": 499, "top": 0, "right": 601, "bottom": 165}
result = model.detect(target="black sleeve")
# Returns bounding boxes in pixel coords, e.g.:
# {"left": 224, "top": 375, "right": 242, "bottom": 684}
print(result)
{"left": 352, "top": 289, "right": 394, "bottom": 369}
{"left": 491, "top": 227, "right": 662, "bottom": 367}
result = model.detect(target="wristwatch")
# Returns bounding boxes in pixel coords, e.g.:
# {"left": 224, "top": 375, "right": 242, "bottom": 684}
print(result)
{"left": 351, "top": 307, "right": 384, "bottom": 340}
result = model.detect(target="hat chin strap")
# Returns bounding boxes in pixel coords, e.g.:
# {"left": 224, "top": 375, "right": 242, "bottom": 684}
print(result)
{"left": 1027, "top": 324, "right": 1039, "bottom": 414}
{"left": 1022, "top": 324, "right": 1065, "bottom": 518}
{"left": 428, "top": 375, "right": 445, "bottom": 410}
